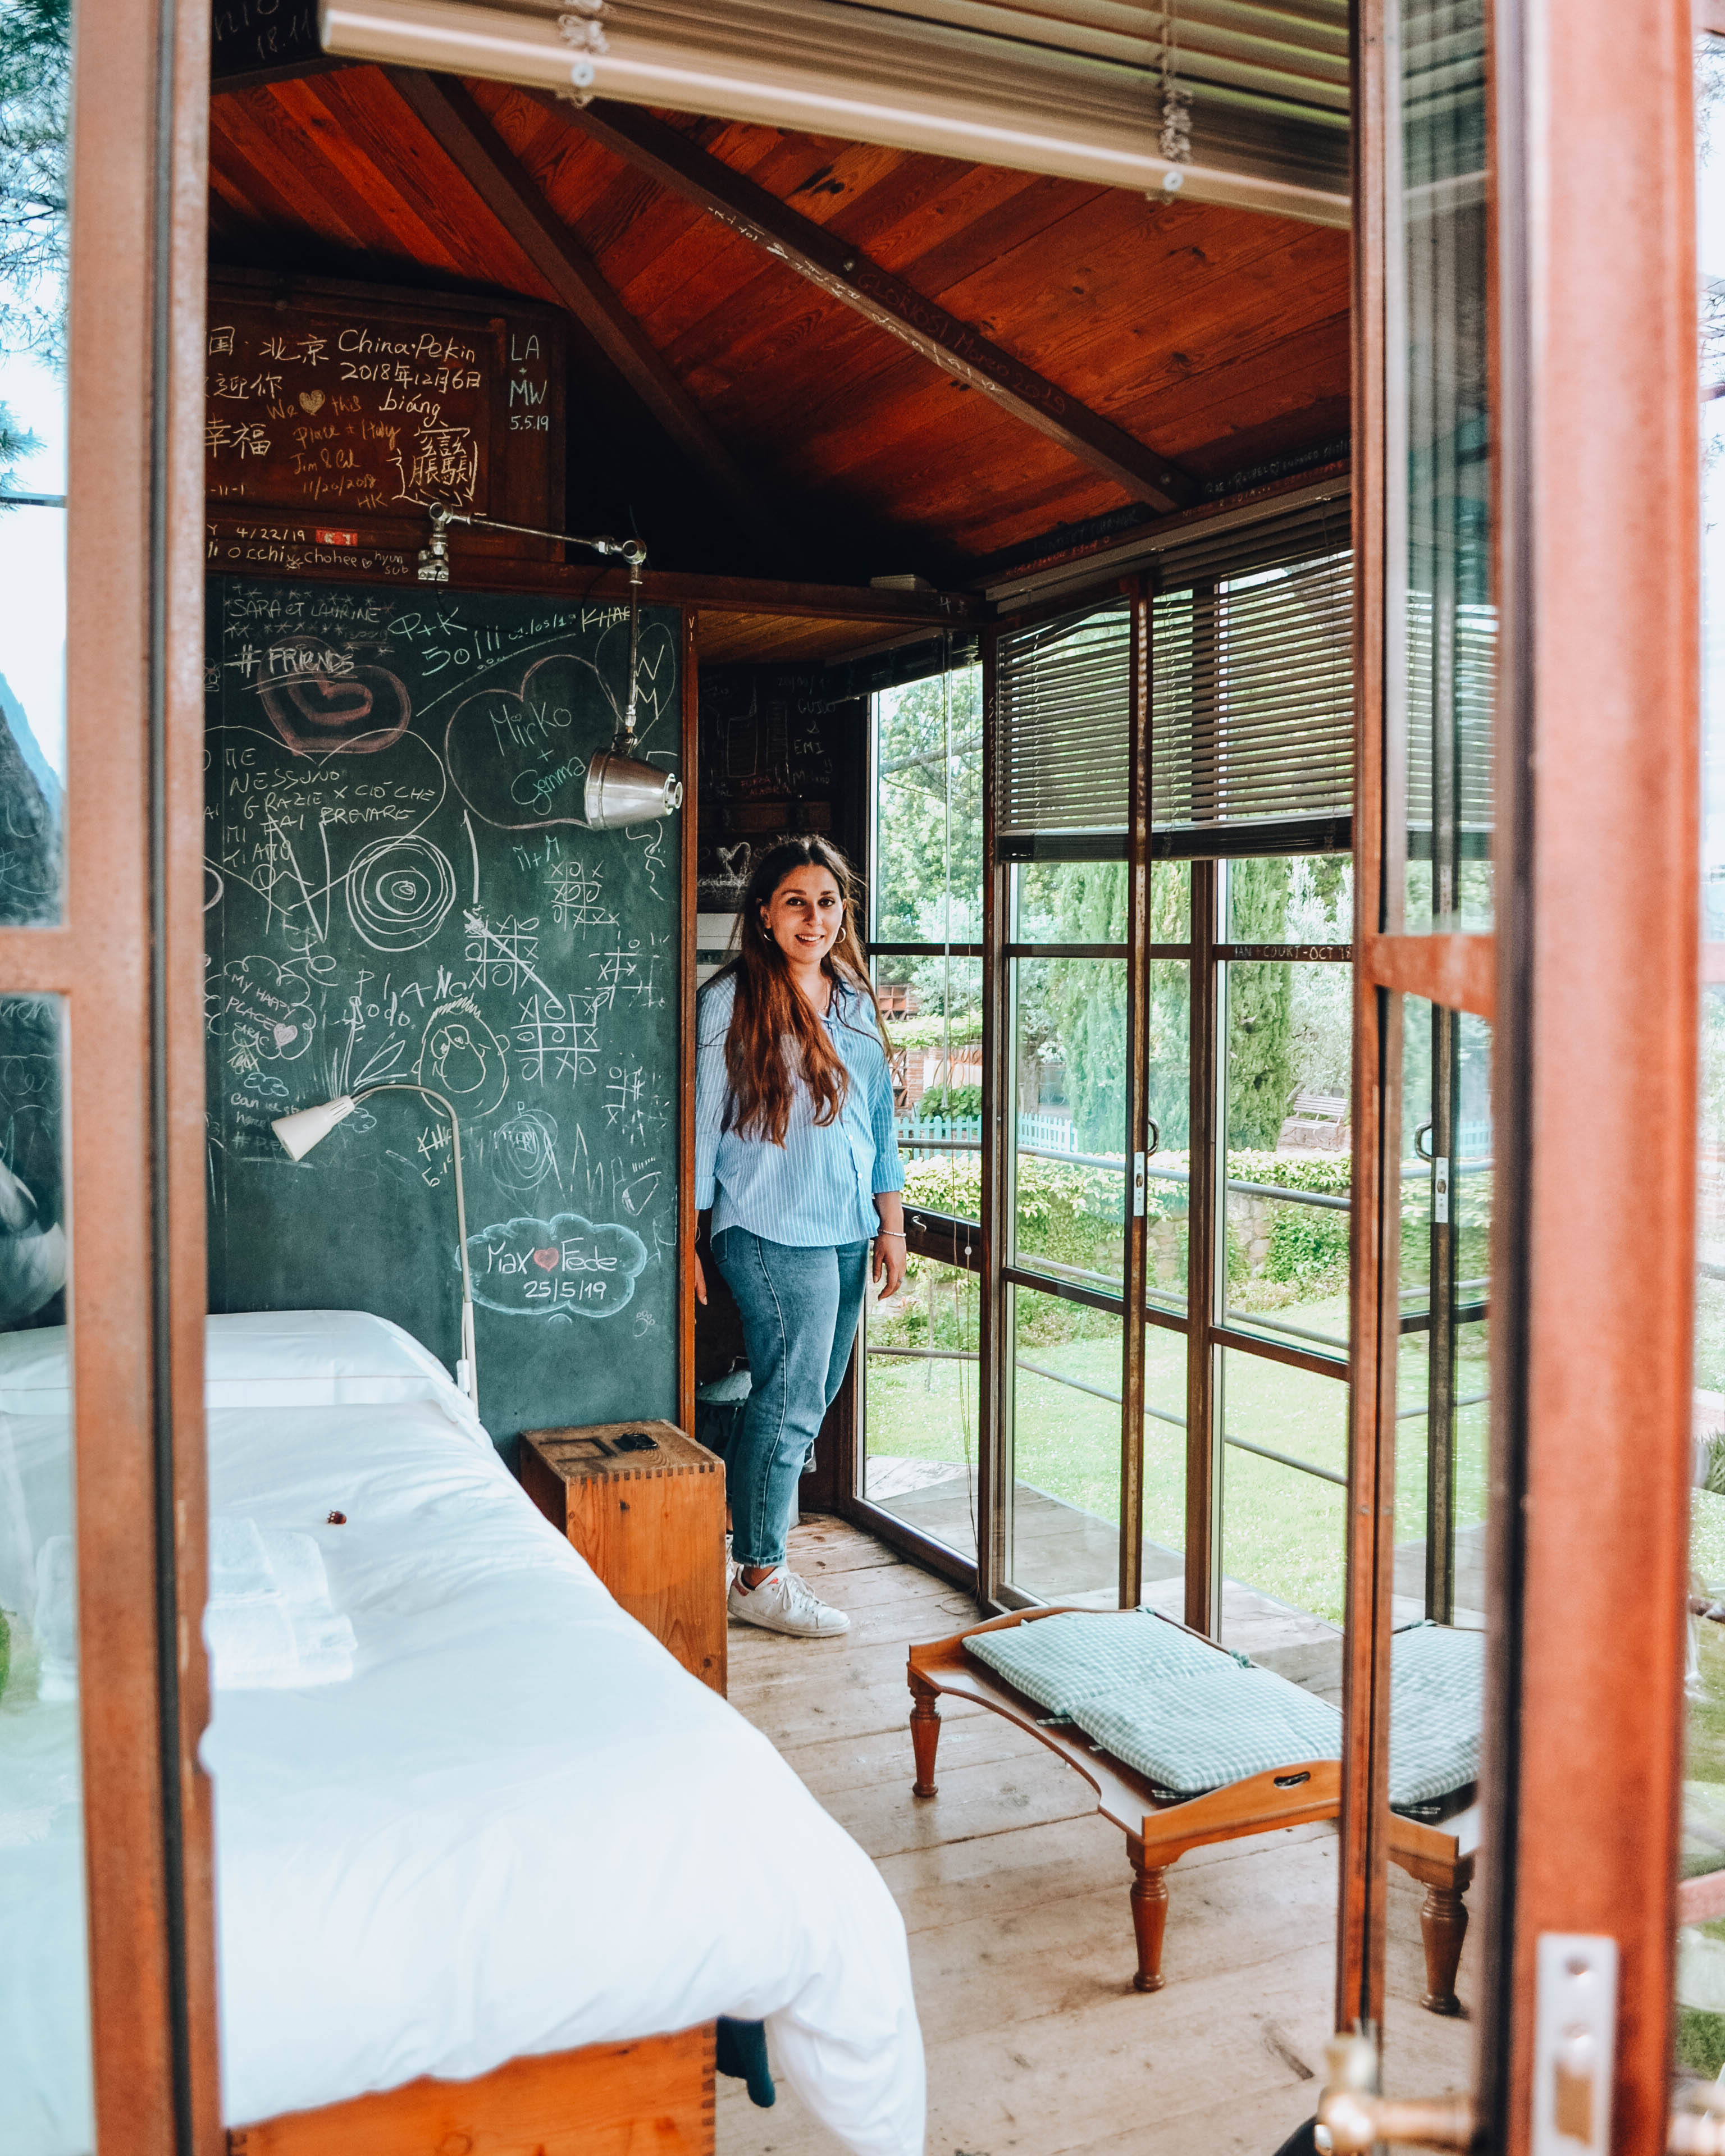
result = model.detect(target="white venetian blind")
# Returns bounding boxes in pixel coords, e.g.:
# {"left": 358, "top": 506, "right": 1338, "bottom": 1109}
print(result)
{"left": 993, "top": 598, "right": 1132, "bottom": 850}
{"left": 1151, "top": 498, "right": 1352, "bottom": 843}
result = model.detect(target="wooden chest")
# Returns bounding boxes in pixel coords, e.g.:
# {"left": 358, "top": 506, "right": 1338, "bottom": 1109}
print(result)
{"left": 518, "top": 1419, "right": 727, "bottom": 1694}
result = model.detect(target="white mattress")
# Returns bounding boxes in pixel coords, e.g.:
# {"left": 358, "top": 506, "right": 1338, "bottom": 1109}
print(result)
{"left": 0, "top": 1387, "right": 925, "bottom": 2156}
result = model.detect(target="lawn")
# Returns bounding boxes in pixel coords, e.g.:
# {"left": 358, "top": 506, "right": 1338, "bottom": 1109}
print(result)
{"left": 861, "top": 1264, "right": 1499, "bottom": 1627}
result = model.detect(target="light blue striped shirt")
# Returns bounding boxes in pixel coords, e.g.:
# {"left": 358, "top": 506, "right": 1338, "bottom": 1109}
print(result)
{"left": 694, "top": 969, "right": 904, "bottom": 1248}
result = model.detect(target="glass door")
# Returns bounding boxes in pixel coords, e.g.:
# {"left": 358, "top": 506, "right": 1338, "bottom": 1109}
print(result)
{"left": 1330, "top": 0, "right": 1701, "bottom": 2143}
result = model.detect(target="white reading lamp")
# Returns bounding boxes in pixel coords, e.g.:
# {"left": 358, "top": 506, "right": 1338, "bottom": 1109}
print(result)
{"left": 270, "top": 1082, "right": 479, "bottom": 1415}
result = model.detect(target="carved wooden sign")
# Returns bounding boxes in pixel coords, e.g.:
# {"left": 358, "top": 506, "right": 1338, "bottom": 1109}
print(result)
{"left": 206, "top": 271, "right": 565, "bottom": 579}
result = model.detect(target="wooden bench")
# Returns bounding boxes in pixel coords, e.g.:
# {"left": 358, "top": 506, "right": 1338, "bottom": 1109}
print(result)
{"left": 907, "top": 1607, "right": 1476, "bottom": 2013}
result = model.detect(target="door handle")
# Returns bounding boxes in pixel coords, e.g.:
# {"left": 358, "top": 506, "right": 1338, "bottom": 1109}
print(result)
{"left": 1316, "top": 2034, "right": 1475, "bottom": 2153}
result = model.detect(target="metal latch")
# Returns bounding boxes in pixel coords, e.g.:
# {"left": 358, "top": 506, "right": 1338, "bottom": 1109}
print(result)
{"left": 1534, "top": 1935, "right": 1617, "bottom": 2156}
{"left": 1434, "top": 1155, "right": 1450, "bottom": 1225}
{"left": 1133, "top": 1151, "right": 1147, "bottom": 1217}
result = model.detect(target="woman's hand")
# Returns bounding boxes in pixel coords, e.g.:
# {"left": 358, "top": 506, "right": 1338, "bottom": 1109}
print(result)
{"left": 692, "top": 1250, "right": 708, "bottom": 1306}
{"left": 873, "top": 1233, "right": 907, "bottom": 1299}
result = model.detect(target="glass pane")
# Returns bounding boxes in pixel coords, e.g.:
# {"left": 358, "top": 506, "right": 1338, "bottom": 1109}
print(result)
{"left": 1149, "top": 858, "right": 1192, "bottom": 945}
{"left": 1218, "top": 1348, "right": 1348, "bottom": 1689}
{"left": 1007, "top": 1282, "right": 1122, "bottom": 1603}
{"left": 1391, "top": 0, "right": 1494, "bottom": 934}
{"left": 861, "top": 1254, "right": 979, "bottom": 1566}
{"left": 1376, "top": 996, "right": 1491, "bottom": 2066}
{"left": 0, "top": 995, "right": 92, "bottom": 2143}
{"left": 1139, "top": 1322, "right": 1187, "bottom": 1618}
{"left": 1221, "top": 934, "right": 1353, "bottom": 1356}
{"left": 888, "top": 956, "right": 983, "bottom": 1222}
{"left": 1010, "top": 956, "right": 1128, "bottom": 1291}
{"left": 1010, "top": 858, "right": 1128, "bottom": 946}
{"left": 1225, "top": 853, "right": 1353, "bottom": 945}
{"left": 870, "top": 663, "right": 982, "bottom": 944}
{"left": 0, "top": 0, "right": 68, "bottom": 929}
{"left": 1146, "top": 957, "right": 1189, "bottom": 1314}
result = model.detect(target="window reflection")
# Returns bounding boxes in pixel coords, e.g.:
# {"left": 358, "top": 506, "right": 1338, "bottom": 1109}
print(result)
{"left": 0, "top": 994, "right": 90, "bottom": 2147}
{"left": 1007, "top": 1283, "right": 1122, "bottom": 1604}
{"left": 0, "top": 0, "right": 69, "bottom": 930}
{"left": 862, "top": 1254, "right": 979, "bottom": 1565}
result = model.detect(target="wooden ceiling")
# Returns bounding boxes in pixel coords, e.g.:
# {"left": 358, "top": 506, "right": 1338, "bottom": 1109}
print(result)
{"left": 207, "top": 63, "right": 1350, "bottom": 590}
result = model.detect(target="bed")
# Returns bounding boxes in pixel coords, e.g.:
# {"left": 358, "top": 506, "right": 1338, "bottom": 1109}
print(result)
{"left": 0, "top": 1310, "right": 925, "bottom": 2156}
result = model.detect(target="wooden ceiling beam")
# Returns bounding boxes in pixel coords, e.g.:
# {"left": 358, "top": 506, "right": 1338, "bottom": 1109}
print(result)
{"left": 545, "top": 95, "right": 1203, "bottom": 515}
{"left": 386, "top": 68, "right": 778, "bottom": 536}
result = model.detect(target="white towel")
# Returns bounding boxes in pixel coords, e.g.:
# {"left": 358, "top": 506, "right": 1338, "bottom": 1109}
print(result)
{"left": 202, "top": 1515, "right": 352, "bottom": 1689}
{"left": 209, "top": 1516, "right": 278, "bottom": 1605}
{"left": 31, "top": 1517, "right": 355, "bottom": 1698}
{"left": 257, "top": 1528, "right": 330, "bottom": 1611}
{"left": 202, "top": 1601, "right": 356, "bottom": 1690}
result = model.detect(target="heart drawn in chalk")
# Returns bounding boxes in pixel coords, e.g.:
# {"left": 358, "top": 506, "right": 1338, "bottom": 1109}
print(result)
{"left": 444, "top": 618, "right": 678, "bottom": 832}
{"left": 272, "top": 1023, "right": 298, "bottom": 1049}
{"left": 258, "top": 659, "right": 412, "bottom": 758}
{"left": 531, "top": 1248, "right": 561, "bottom": 1272}
{"left": 298, "top": 390, "right": 325, "bottom": 415}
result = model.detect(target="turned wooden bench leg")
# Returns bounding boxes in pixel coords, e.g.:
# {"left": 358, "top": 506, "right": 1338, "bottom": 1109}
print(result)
{"left": 909, "top": 1675, "right": 942, "bottom": 1798}
{"left": 1127, "top": 1835, "right": 1169, "bottom": 1994}
{"left": 1418, "top": 1880, "right": 1470, "bottom": 2016}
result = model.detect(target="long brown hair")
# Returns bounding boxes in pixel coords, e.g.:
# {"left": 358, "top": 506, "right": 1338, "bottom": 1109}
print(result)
{"left": 718, "top": 837, "right": 892, "bottom": 1148}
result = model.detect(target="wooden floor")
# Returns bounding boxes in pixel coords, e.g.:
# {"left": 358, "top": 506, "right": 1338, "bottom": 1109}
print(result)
{"left": 716, "top": 1515, "right": 1477, "bottom": 2156}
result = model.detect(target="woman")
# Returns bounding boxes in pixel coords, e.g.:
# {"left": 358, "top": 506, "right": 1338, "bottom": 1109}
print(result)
{"left": 694, "top": 838, "right": 906, "bottom": 1637}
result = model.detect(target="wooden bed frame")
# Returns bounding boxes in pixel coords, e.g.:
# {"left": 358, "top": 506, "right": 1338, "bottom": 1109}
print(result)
{"left": 227, "top": 2022, "right": 716, "bottom": 2156}
{"left": 908, "top": 1608, "right": 1476, "bottom": 2015}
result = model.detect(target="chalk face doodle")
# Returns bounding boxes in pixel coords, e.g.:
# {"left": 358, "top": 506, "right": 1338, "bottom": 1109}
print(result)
{"left": 416, "top": 994, "right": 508, "bottom": 1120}
{"left": 466, "top": 1211, "right": 649, "bottom": 1319}
{"left": 204, "top": 578, "right": 682, "bottom": 1438}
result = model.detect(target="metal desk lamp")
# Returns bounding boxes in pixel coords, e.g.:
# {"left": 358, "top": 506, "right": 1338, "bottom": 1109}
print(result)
{"left": 416, "top": 501, "right": 683, "bottom": 829}
{"left": 270, "top": 1082, "right": 479, "bottom": 1415}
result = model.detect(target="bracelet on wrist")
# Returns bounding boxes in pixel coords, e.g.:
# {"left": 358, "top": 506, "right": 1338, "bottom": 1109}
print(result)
{"left": 875, "top": 1229, "right": 906, "bottom": 1240}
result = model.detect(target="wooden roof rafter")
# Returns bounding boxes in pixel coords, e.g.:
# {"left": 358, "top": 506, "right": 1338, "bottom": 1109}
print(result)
{"left": 385, "top": 66, "right": 781, "bottom": 541}
{"left": 542, "top": 93, "right": 1205, "bottom": 515}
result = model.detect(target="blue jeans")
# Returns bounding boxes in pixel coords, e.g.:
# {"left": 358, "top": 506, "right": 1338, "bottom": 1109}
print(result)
{"left": 711, "top": 1228, "right": 869, "bottom": 1569}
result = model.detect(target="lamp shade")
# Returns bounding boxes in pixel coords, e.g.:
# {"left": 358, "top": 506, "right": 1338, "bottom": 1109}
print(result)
{"left": 271, "top": 1095, "right": 358, "bottom": 1161}
{"left": 585, "top": 749, "right": 683, "bottom": 829}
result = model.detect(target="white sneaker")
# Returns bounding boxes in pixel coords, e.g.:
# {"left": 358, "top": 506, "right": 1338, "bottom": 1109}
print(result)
{"left": 728, "top": 1565, "right": 851, "bottom": 1637}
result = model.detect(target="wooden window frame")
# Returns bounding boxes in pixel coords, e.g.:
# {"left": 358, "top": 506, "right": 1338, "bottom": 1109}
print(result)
{"left": 0, "top": 0, "right": 223, "bottom": 2148}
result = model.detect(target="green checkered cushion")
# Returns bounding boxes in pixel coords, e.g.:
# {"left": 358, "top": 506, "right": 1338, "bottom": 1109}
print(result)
{"left": 1071, "top": 1665, "right": 1343, "bottom": 1796}
{"left": 962, "top": 1611, "right": 1222, "bottom": 1714}
{"left": 961, "top": 1611, "right": 1484, "bottom": 1809}
{"left": 1388, "top": 1622, "right": 1485, "bottom": 1810}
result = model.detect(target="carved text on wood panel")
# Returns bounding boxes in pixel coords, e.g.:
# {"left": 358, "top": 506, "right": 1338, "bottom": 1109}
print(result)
{"left": 204, "top": 301, "right": 551, "bottom": 518}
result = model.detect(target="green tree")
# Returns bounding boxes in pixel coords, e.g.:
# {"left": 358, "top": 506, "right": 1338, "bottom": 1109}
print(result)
{"left": 1226, "top": 857, "right": 1295, "bottom": 1146}
{"left": 872, "top": 666, "right": 983, "bottom": 944}
{"left": 0, "top": 0, "right": 69, "bottom": 492}
{"left": 1046, "top": 862, "right": 1128, "bottom": 1153}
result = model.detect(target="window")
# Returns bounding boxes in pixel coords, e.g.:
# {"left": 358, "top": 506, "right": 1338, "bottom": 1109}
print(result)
{"left": 861, "top": 656, "right": 985, "bottom": 1556}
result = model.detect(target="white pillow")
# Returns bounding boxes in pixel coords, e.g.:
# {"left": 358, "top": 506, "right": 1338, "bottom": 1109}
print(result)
{"left": 0, "top": 1311, "right": 481, "bottom": 1436}
{"left": 207, "top": 1310, "right": 476, "bottom": 1426}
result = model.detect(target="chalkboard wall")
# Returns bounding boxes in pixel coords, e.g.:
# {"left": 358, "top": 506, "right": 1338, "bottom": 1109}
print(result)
{"left": 204, "top": 575, "right": 682, "bottom": 1446}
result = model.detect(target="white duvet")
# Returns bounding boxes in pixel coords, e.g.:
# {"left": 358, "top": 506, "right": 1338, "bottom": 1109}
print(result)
{"left": 0, "top": 1367, "right": 925, "bottom": 2156}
